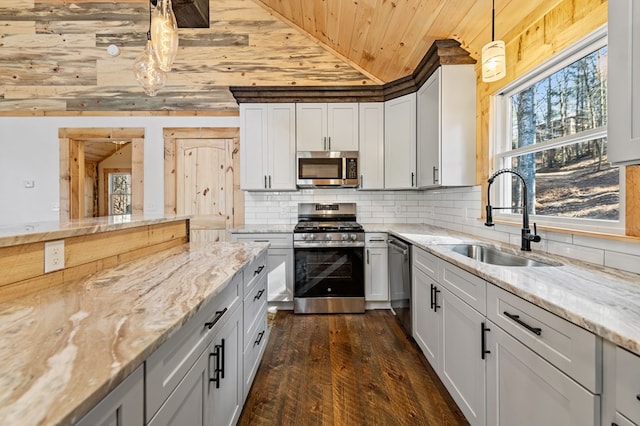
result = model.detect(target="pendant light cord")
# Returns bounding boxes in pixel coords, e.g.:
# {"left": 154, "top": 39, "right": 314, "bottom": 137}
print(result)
{"left": 491, "top": 0, "right": 495, "bottom": 42}
{"left": 147, "top": 0, "right": 152, "bottom": 41}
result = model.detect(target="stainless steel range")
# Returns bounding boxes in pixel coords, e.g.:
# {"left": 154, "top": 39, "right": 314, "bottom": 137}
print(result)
{"left": 293, "top": 203, "right": 365, "bottom": 314}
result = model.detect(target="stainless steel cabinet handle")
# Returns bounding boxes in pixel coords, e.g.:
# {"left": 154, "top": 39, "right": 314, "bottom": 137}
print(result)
{"left": 388, "top": 239, "right": 408, "bottom": 255}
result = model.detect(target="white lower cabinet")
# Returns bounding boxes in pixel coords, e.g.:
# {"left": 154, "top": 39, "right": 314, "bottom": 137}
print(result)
{"left": 231, "top": 233, "right": 294, "bottom": 303}
{"left": 440, "top": 286, "right": 486, "bottom": 425}
{"left": 365, "top": 233, "right": 388, "bottom": 302}
{"left": 76, "top": 365, "right": 144, "bottom": 426}
{"left": 412, "top": 246, "right": 601, "bottom": 426}
{"left": 486, "top": 321, "right": 599, "bottom": 426}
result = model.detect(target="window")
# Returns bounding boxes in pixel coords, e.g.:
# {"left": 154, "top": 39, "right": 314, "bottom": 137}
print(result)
{"left": 108, "top": 172, "right": 131, "bottom": 215}
{"left": 492, "top": 27, "right": 622, "bottom": 231}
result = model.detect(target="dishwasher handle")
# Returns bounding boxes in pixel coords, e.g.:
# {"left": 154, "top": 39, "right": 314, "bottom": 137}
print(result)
{"left": 388, "top": 238, "right": 409, "bottom": 256}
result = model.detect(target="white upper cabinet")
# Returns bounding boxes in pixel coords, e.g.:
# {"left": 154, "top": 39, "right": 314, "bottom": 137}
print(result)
{"left": 296, "top": 103, "right": 359, "bottom": 151}
{"left": 240, "top": 103, "right": 296, "bottom": 191}
{"left": 384, "top": 93, "right": 417, "bottom": 189}
{"left": 359, "top": 102, "right": 385, "bottom": 189}
{"left": 417, "top": 65, "right": 476, "bottom": 188}
{"left": 608, "top": 1, "right": 640, "bottom": 165}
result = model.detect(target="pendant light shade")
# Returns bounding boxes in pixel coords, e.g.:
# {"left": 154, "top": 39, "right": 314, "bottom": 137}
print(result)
{"left": 134, "top": 37, "right": 166, "bottom": 96}
{"left": 482, "top": 40, "right": 506, "bottom": 82}
{"left": 151, "top": 0, "right": 179, "bottom": 72}
{"left": 481, "top": 0, "right": 506, "bottom": 83}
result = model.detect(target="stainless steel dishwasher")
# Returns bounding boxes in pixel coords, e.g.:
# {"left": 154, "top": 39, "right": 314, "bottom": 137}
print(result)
{"left": 388, "top": 236, "right": 412, "bottom": 336}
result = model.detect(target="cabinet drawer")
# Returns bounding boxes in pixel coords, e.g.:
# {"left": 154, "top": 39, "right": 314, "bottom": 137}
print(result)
{"left": 413, "top": 247, "right": 438, "bottom": 280}
{"left": 487, "top": 285, "right": 600, "bottom": 393}
{"left": 232, "top": 233, "right": 293, "bottom": 249}
{"left": 365, "top": 233, "right": 388, "bottom": 247}
{"left": 244, "top": 252, "right": 268, "bottom": 296}
{"left": 616, "top": 346, "right": 640, "bottom": 424}
{"left": 146, "top": 274, "right": 241, "bottom": 420}
{"left": 244, "top": 273, "right": 268, "bottom": 351}
{"left": 440, "top": 260, "right": 485, "bottom": 314}
{"left": 243, "top": 314, "right": 269, "bottom": 401}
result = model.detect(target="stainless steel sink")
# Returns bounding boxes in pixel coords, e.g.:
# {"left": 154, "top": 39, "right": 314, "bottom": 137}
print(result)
{"left": 449, "top": 244, "right": 557, "bottom": 267}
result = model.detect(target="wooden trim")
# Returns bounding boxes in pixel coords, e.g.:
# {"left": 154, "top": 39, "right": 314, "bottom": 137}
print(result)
{"left": 59, "top": 128, "right": 145, "bottom": 140}
{"left": 626, "top": 166, "right": 640, "bottom": 237}
{"left": 0, "top": 110, "right": 239, "bottom": 118}
{"left": 131, "top": 138, "right": 144, "bottom": 215}
{"left": 229, "top": 39, "right": 476, "bottom": 103}
{"left": 59, "top": 138, "right": 71, "bottom": 221}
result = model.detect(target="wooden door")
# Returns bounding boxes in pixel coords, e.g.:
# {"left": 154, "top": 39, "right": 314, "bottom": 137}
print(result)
{"left": 176, "top": 138, "right": 233, "bottom": 242}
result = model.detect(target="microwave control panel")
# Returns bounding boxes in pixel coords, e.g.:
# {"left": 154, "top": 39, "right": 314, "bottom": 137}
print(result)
{"left": 346, "top": 158, "right": 358, "bottom": 179}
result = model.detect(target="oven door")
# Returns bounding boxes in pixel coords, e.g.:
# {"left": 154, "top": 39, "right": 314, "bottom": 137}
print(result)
{"left": 294, "top": 246, "right": 364, "bottom": 299}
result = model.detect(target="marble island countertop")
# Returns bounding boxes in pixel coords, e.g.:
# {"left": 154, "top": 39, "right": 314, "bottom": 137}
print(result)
{"left": 0, "top": 241, "right": 268, "bottom": 426}
{"left": 234, "top": 223, "right": 640, "bottom": 356}
{"left": 0, "top": 214, "right": 190, "bottom": 248}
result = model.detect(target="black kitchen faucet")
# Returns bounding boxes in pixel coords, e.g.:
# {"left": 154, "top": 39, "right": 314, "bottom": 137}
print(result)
{"left": 485, "top": 168, "right": 541, "bottom": 251}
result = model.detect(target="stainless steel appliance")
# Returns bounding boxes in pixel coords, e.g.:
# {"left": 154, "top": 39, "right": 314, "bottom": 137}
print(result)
{"left": 389, "top": 236, "right": 412, "bottom": 336}
{"left": 296, "top": 151, "right": 359, "bottom": 188}
{"left": 293, "top": 203, "right": 365, "bottom": 314}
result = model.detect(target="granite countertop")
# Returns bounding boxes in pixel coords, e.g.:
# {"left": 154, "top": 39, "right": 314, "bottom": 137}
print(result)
{"left": 0, "top": 241, "right": 269, "bottom": 426}
{"left": 0, "top": 215, "right": 190, "bottom": 248}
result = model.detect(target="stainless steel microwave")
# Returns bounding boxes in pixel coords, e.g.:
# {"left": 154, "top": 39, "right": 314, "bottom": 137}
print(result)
{"left": 296, "top": 151, "right": 359, "bottom": 188}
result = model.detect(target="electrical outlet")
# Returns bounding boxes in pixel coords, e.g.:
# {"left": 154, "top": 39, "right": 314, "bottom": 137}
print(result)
{"left": 44, "top": 240, "right": 65, "bottom": 273}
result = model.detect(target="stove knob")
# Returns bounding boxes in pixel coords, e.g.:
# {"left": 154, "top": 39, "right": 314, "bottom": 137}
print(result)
{"left": 309, "top": 234, "right": 315, "bottom": 241}
{"left": 325, "top": 234, "right": 333, "bottom": 241}
{"left": 341, "top": 234, "right": 349, "bottom": 241}
{"left": 350, "top": 234, "right": 357, "bottom": 241}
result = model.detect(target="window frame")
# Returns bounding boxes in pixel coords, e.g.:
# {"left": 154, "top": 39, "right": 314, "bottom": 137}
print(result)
{"left": 108, "top": 171, "right": 132, "bottom": 216}
{"left": 490, "top": 24, "right": 625, "bottom": 234}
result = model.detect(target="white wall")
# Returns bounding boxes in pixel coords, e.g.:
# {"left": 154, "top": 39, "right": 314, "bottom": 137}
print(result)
{"left": 0, "top": 115, "right": 240, "bottom": 225}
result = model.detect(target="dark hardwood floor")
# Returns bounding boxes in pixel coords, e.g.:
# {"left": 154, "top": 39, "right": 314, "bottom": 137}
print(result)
{"left": 238, "top": 310, "right": 468, "bottom": 425}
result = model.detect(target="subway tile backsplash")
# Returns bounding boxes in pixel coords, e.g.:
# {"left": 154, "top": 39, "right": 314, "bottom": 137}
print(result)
{"left": 244, "top": 186, "right": 640, "bottom": 275}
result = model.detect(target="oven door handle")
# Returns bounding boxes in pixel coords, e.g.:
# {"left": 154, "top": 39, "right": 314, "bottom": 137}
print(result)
{"left": 388, "top": 239, "right": 408, "bottom": 256}
{"left": 294, "top": 241, "right": 365, "bottom": 248}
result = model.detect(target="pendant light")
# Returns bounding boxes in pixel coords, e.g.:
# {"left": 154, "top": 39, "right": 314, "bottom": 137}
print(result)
{"left": 151, "top": 0, "right": 179, "bottom": 72}
{"left": 134, "top": 32, "right": 166, "bottom": 96}
{"left": 482, "top": 0, "right": 506, "bottom": 83}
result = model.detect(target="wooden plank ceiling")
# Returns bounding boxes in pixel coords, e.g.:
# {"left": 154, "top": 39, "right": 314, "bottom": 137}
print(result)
{"left": 0, "top": 0, "right": 564, "bottom": 113}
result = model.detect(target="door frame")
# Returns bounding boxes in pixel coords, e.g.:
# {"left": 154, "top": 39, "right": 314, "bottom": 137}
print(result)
{"left": 163, "top": 128, "right": 243, "bottom": 228}
{"left": 58, "top": 128, "right": 144, "bottom": 221}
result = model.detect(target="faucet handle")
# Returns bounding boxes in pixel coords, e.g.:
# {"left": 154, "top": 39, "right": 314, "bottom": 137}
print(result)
{"left": 532, "top": 222, "right": 542, "bottom": 243}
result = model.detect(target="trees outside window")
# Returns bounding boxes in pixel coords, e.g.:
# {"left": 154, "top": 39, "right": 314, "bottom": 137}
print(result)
{"left": 494, "top": 29, "right": 620, "bottom": 228}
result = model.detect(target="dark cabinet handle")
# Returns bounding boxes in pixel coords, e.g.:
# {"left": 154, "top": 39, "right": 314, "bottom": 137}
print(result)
{"left": 637, "top": 394, "right": 640, "bottom": 401}
{"left": 481, "top": 322, "right": 491, "bottom": 360}
{"left": 268, "top": 175, "right": 271, "bottom": 188}
{"left": 366, "top": 249, "right": 370, "bottom": 264}
{"left": 254, "top": 330, "right": 265, "bottom": 347}
{"left": 209, "top": 338, "right": 225, "bottom": 388}
{"left": 254, "top": 265, "right": 265, "bottom": 275}
{"left": 253, "top": 289, "right": 265, "bottom": 301}
{"left": 264, "top": 175, "right": 267, "bottom": 189}
{"left": 411, "top": 172, "right": 415, "bottom": 187}
{"left": 504, "top": 311, "right": 542, "bottom": 336}
{"left": 429, "top": 284, "right": 440, "bottom": 311}
{"left": 204, "top": 307, "right": 227, "bottom": 329}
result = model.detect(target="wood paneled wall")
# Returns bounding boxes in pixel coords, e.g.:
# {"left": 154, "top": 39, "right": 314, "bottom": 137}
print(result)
{"left": 0, "top": 0, "right": 374, "bottom": 114}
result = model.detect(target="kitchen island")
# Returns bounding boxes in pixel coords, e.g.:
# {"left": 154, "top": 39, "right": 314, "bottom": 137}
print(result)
{"left": 0, "top": 216, "right": 269, "bottom": 426}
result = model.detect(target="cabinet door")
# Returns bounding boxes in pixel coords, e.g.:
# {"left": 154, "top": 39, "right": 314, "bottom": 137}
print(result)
{"left": 440, "top": 287, "right": 486, "bottom": 426}
{"left": 359, "top": 102, "right": 385, "bottom": 189}
{"left": 486, "top": 321, "right": 599, "bottom": 426}
{"left": 267, "top": 104, "right": 296, "bottom": 190}
{"left": 417, "top": 68, "right": 440, "bottom": 188}
{"left": 365, "top": 246, "right": 388, "bottom": 301}
{"left": 609, "top": 1, "right": 640, "bottom": 165}
{"left": 76, "top": 366, "right": 144, "bottom": 426}
{"left": 240, "top": 104, "right": 268, "bottom": 190}
{"left": 267, "top": 247, "right": 294, "bottom": 302}
{"left": 412, "top": 267, "right": 441, "bottom": 371}
{"left": 327, "top": 103, "right": 359, "bottom": 151}
{"left": 211, "top": 306, "right": 243, "bottom": 426}
{"left": 296, "top": 103, "right": 327, "bottom": 151}
{"left": 384, "top": 93, "right": 416, "bottom": 189}
{"left": 148, "top": 350, "right": 210, "bottom": 426}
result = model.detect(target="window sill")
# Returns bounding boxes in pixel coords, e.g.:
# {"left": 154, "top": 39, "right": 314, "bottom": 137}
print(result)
{"left": 491, "top": 218, "right": 639, "bottom": 243}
